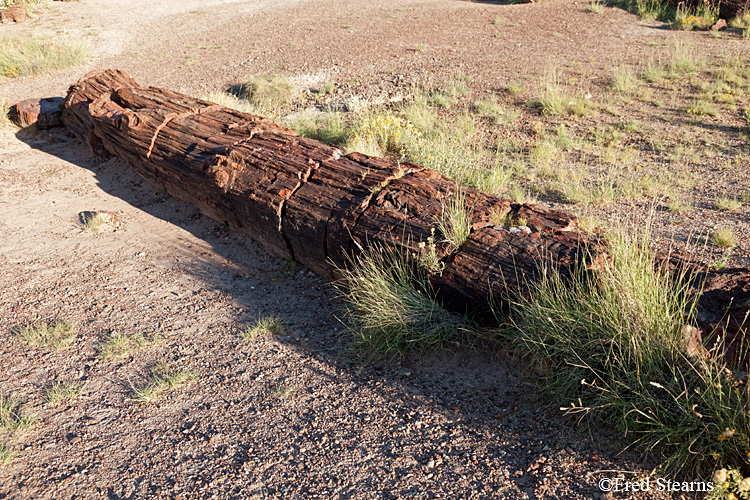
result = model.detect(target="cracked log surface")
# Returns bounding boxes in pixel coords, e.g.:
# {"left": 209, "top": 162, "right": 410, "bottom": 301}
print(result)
{"left": 60, "top": 70, "right": 750, "bottom": 364}
{"left": 61, "top": 69, "right": 587, "bottom": 319}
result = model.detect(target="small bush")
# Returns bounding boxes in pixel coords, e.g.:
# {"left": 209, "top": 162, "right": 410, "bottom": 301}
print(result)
{"left": 337, "top": 245, "right": 467, "bottom": 356}
{"left": 15, "top": 320, "right": 76, "bottom": 349}
{"left": 0, "top": 36, "right": 88, "bottom": 78}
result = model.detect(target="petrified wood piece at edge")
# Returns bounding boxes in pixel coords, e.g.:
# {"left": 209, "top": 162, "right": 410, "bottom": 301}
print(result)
{"left": 60, "top": 69, "right": 586, "bottom": 317}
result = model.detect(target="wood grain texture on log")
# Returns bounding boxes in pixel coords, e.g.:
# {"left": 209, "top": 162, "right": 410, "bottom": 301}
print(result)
{"left": 60, "top": 69, "right": 586, "bottom": 318}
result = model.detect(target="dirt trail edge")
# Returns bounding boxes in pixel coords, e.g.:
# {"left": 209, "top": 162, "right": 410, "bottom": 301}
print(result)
{"left": 61, "top": 69, "right": 750, "bottom": 362}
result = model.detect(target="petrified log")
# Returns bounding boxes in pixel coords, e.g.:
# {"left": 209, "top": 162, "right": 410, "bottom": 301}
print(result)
{"left": 11, "top": 97, "right": 64, "bottom": 129}
{"left": 60, "top": 69, "right": 585, "bottom": 317}
{"left": 59, "top": 69, "right": 750, "bottom": 364}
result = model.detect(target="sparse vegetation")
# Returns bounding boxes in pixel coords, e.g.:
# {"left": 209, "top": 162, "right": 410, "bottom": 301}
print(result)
{"left": 712, "top": 227, "right": 738, "bottom": 248}
{"left": 0, "top": 36, "right": 88, "bottom": 78}
{"left": 239, "top": 75, "right": 296, "bottom": 116}
{"left": 715, "top": 196, "right": 743, "bottom": 212}
{"left": 504, "top": 224, "right": 749, "bottom": 475}
{"left": 44, "top": 381, "right": 81, "bottom": 404}
{"left": 0, "top": 393, "right": 35, "bottom": 436}
{"left": 98, "top": 331, "right": 155, "bottom": 359}
{"left": 242, "top": 316, "right": 285, "bottom": 340}
{"left": 129, "top": 364, "right": 195, "bottom": 404}
{"left": 337, "top": 245, "right": 468, "bottom": 356}
{"left": 15, "top": 320, "right": 76, "bottom": 349}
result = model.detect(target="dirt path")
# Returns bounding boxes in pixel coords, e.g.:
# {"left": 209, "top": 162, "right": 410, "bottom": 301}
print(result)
{"left": 1, "top": 0, "right": 744, "bottom": 498}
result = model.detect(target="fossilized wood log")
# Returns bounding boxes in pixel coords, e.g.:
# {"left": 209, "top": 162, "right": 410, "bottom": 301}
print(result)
{"left": 60, "top": 70, "right": 750, "bottom": 367}
{"left": 61, "top": 69, "right": 586, "bottom": 318}
{"left": 11, "top": 97, "right": 64, "bottom": 129}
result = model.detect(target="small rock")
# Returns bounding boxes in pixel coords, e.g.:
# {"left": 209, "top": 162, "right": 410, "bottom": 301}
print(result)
{"left": 426, "top": 459, "right": 435, "bottom": 469}
{"left": 710, "top": 18, "right": 727, "bottom": 31}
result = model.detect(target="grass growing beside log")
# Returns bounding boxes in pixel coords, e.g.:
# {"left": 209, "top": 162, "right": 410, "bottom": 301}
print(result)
{"left": 337, "top": 245, "right": 468, "bottom": 356}
{"left": 503, "top": 225, "right": 749, "bottom": 476}
{"left": 0, "top": 36, "right": 87, "bottom": 78}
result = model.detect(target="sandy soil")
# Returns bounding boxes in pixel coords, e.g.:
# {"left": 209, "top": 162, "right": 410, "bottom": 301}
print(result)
{"left": 0, "top": 0, "right": 747, "bottom": 498}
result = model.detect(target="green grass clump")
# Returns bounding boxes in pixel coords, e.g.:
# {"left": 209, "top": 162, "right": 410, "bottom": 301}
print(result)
{"left": 286, "top": 112, "right": 347, "bottom": 145}
{"left": 0, "top": 36, "right": 87, "bottom": 78}
{"left": 242, "top": 316, "right": 285, "bottom": 340}
{"left": 203, "top": 91, "right": 259, "bottom": 115}
{"left": 436, "top": 189, "right": 472, "bottom": 253}
{"left": 129, "top": 364, "right": 195, "bottom": 404}
{"left": 338, "top": 245, "right": 467, "bottom": 355}
{"left": 611, "top": 66, "right": 640, "bottom": 95}
{"left": 712, "top": 227, "right": 737, "bottom": 248}
{"left": 0, "top": 442, "right": 16, "bottom": 465}
{"left": 44, "top": 381, "right": 80, "bottom": 404}
{"left": 239, "top": 75, "right": 296, "bottom": 116}
{"left": 98, "top": 331, "right": 154, "bottom": 360}
{"left": 535, "top": 73, "right": 591, "bottom": 117}
{"left": 506, "top": 224, "right": 750, "bottom": 475}
{"left": 0, "top": 394, "right": 35, "bottom": 436}
{"left": 15, "top": 320, "right": 76, "bottom": 349}
{"left": 715, "top": 196, "right": 742, "bottom": 212}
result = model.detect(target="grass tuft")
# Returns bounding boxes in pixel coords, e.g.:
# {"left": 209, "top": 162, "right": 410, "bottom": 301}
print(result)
{"left": 715, "top": 196, "right": 742, "bottom": 212}
{"left": 98, "top": 331, "right": 155, "bottom": 360}
{"left": 0, "top": 394, "right": 35, "bottom": 436}
{"left": 129, "top": 364, "right": 195, "bottom": 404}
{"left": 15, "top": 320, "right": 76, "bottom": 349}
{"left": 436, "top": 189, "right": 472, "bottom": 253}
{"left": 239, "top": 75, "right": 296, "bottom": 116}
{"left": 242, "top": 316, "right": 285, "bottom": 340}
{"left": 0, "top": 442, "right": 16, "bottom": 465}
{"left": 0, "top": 36, "right": 87, "bottom": 78}
{"left": 712, "top": 227, "right": 737, "bottom": 248}
{"left": 505, "top": 223, "right": 750, "bottom": 475}
{"left": 44, "top": 381, "right": 81, "bottom": 404}
{"left": 203, "top": 91, "right": 259, "bottom": 115}
{"left": 337, "top": 245, "right": 467, "bottom": 356}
